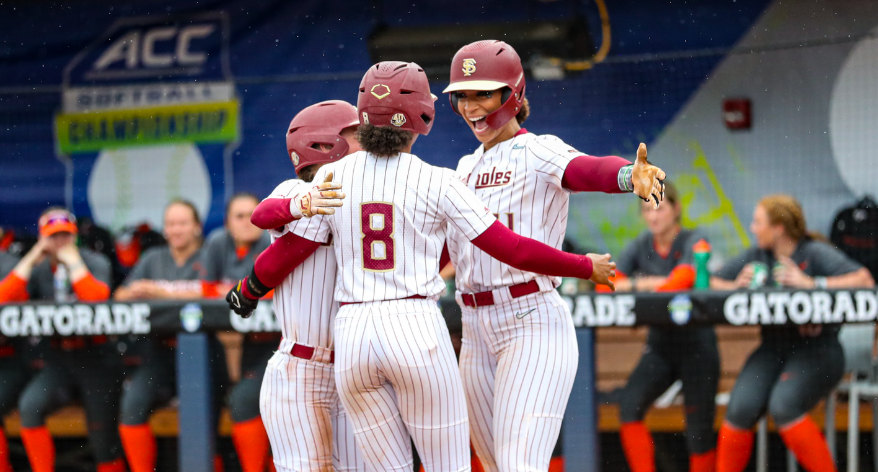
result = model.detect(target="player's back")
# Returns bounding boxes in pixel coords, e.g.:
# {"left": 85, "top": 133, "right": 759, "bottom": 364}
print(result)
{"left": 291, "top": 150, "right": 493, "bottom": 303}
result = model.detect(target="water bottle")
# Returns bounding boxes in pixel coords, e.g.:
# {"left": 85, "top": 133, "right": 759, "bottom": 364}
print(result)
{"left": 693, "top": 239, "right": 711, "bottom": 290}
{"left": 54, "top": 264, "right": 71, "bottom": 303}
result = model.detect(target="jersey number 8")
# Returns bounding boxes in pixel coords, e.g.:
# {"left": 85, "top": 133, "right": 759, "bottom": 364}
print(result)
{"left": 361, "top": 202, "right": 395, "bottom": 272}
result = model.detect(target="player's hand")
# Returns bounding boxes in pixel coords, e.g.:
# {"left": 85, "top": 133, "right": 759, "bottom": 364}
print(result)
{"left": 773, "top": 256, "right": 811, "bottom": 288}
{"left": 292, "top": 172, "right": 346, "bottom": 218}
{"left": 734, "top": 264, "right": 755, "bottom": 288}
{"left": 631, "top": 143, "right": 666, "bottom": 209}
{"left": 55, "top": 243, "right": 83, "bottom": 266}
{"left": 586, "top": 253, "right": 617, "bottom": 291}
{"left": 226, "top": 279, "right": 259, "bottom": 318}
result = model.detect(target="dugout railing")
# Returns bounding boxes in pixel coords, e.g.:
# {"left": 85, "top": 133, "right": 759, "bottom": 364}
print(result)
{"left": 2, "top": 288, "right": 876, "bottom": 471}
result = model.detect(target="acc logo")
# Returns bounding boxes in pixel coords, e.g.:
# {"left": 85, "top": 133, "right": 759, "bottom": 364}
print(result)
{"left": 290, "top": 152, "right": 299, "bottom": 166}
{"left": 180, "top": 303, "right": 203, "bottom": 332}
{"left": 462, "top": 58, "right": 477, "bottom": 76}
{"left": 362, "top": 112, "right": 369, "bottom": 124}
{"left": 390, "top": 113, "right": 407, "bottom": 127}
{"left": 371, "top": 84, "right": 391, "bottom": 99}
{"left": 668, "top": 294, "right": 693, "bottom": 325}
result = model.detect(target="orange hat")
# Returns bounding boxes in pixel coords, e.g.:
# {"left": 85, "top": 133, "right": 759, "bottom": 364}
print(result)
{"left": 38, "top": 209, "right": 78, "bottom": 237}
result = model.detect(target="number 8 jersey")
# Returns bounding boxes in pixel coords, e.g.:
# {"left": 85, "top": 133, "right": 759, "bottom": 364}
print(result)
{"left": 288, "top": 151, "right": 497, "bottom": 303}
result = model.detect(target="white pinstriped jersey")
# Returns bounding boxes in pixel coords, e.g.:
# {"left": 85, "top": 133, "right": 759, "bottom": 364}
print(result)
{"left": 447, "top": 131, "right": 580, "bottom": 293}
{"left": 288, "top": 151, "right": 497, "bottom": 303}
{"left": 265, "top": 179, "right": 338, "bottom": 350}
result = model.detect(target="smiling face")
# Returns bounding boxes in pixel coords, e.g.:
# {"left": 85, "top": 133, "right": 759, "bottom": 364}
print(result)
{"left": 454, "top": 89, "right": 519, "bottom": 149}
{"left": 164, "top": 202, "right": 202, "bottom": 252}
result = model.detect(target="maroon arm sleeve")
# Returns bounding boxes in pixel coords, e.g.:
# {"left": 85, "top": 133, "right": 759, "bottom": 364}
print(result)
{"left": 470, "top": 221, "right": 593, "bottom": 279}
{"left": 250, "top": 198, "right": 299, "bottom": 230}
{"left": 561, "top": 155, "right": 632, "bottom": 193}
{"left": 250, "top": 232, "right": 321, "bottom": 290}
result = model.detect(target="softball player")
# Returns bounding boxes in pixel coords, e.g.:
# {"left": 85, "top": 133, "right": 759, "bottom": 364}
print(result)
{"left": 607, "top": 182, "right": 719, "bottom": 472}
{"left": 712, "top": 195, "right": 874, "bottom": 472}
{"left": 442, "top": 40, "right": 667, "bottom": 472}
{"left": 231, "top": 100, "right": 364, "bottom": 472}
{"left": 228, "top": 62, "right": 614, "bottom": 472}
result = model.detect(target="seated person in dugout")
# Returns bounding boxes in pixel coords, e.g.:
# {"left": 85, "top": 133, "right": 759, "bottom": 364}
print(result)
{"left": 114, "top": 199, "right": 228, "bottom": 472}
{"left": 711, "top": 194, "right": 874, "bottom": 472}
{"left": 0, "top": 208, "right": 125, "bottom": 472}
{"left": 601, "top": 182, "right": 719, "bottom": 472}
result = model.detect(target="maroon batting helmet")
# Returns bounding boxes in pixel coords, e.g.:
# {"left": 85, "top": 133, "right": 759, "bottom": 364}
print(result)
{"left": 286, "top": 100, "right": 360, "bottom": 173}
{"left": 357, "top": 61, "right": 437, "bottom": 135}
{"left": 443, "top": 40, "right": 526, "bottom": 130}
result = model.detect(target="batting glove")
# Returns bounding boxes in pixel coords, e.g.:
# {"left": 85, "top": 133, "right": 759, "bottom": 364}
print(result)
{"left": 226, "top": 270, "right": 270, "bottom": 318}
{"left": 631, "top": 143, "right": 666, "bottom": 209}
{"left": 290, "top": 172, "right": 346, "bottom": 218}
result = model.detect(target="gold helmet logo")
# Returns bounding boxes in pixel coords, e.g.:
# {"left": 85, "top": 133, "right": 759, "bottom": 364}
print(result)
{"left": 390, "top": 113, "right": 406, "bottom": 127}
{"left": 362, "top": 112, "right": 369, "bottom": 124}
{"left": 370, "top": 84, "right": 391, "bottom": 99}
{"left": 291, "top": 152, "right": 299, "bottom": 166}
{"left": 462, "top": 58, "right": 477, "bottom": 76}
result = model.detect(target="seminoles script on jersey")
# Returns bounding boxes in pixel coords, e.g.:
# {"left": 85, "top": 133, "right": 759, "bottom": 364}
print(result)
{"left": 448, "top": 132, "right": 580, "bottom": 294}
{"left": 287, "top": 151, "right": 496, "bottom": 303}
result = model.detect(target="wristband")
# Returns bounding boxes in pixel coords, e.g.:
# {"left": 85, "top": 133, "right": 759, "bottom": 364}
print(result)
{"left": 813, "top": 276, "right": 828, "bottom": 289}
{"left": 617, "top": 165, "right": 634, "bottom": 192}
{"left": 245, "top": 268, "right": 271, "bottom": 298}
{"left": 289, "top": 193, "right": 304, "bottom": 219}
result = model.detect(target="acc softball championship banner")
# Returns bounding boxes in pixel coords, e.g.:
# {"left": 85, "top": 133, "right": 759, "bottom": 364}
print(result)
{"left": 51, "top": 12, "right": 238, "bottom": 231}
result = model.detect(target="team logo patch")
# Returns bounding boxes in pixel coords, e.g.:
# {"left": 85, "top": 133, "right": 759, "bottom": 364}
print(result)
{"left": 370, "top": 84, "right": 391, "bottom": 99}
{"left": 462, "top": 58, "right": 477, "bottom": 76}
{"left": 390, "top": 113, "right": 406, "bottom": 127}
{"left": 290, "top": 152, "right": 299, "bottom": 166}
{"left": 180, "top": 303, "right": 203, "bottom": 333}
{"left": 668, "top": 294, "right": 692, "bottom": 326}
{"left": 362, "top": 112, "right": 369, "bottom": 124}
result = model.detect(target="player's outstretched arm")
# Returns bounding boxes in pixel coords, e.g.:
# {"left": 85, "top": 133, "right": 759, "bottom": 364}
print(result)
{"left": 226, "top": 232, "right": 322, "bottom": 317}
{"left": 251, "top": 173, "right": 346, "bottom": 229}
{"left": 468, "top": 221, "right": 617, "bottom": 289}
{"left": 561, "top": 154, "right": 633, "bottom": 193}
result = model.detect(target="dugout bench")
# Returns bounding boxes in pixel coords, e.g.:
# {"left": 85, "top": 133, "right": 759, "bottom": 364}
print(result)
{"left": 2, "top": 287, "right": 876, "bottom": 472}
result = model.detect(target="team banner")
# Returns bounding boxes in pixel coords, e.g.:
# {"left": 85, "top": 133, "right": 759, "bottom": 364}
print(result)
{"left": 49, "top": 11, "right": 238, "bottom": 232}
{"left": 56, "top": 100, "right": 239, "bottom": 153}
{"left": 1, "top": 289, "right": 876, "bottom": 336}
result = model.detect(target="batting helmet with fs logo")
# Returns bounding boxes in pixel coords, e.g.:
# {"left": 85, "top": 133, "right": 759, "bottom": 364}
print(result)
{"left": 443, "top": 40, "right": 526, "bottom": 130}
{"left": 357, "top": 61, "right": 437, "bottom": 135}
{"left": 286, "top": 100, "right": 360, "bottom": 173}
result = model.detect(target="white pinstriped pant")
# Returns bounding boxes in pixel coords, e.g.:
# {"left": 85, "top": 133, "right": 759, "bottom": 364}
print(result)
{"left": 259, "top": 350, "right": 364, "bottom": 472}
{"left": 459, "top": 290, "right": 578, "bottom": 472}
{"left": 334, "top": 299, "right": 471, "bottom": 472}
